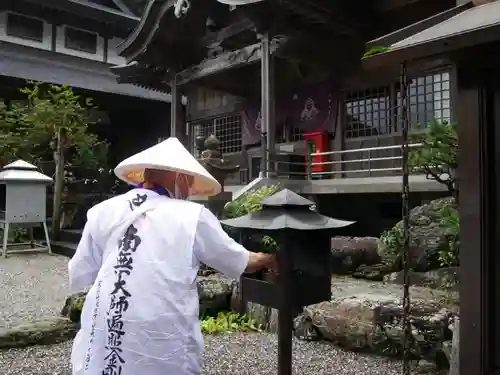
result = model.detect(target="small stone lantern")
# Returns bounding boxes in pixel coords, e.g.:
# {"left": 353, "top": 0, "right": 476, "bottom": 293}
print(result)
{"left": 221, "top": 189, "right": 354, "bottom": 375}
{"left": 0, "top": 160, "right": 53, "bottom": 257}
{"left": 197, "top": 134, "right": 240, "bottom": 217}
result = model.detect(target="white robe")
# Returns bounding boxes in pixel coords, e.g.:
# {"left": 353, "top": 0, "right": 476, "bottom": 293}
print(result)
{"left": 68, "top": 188, "right": 250, "bottom": 375}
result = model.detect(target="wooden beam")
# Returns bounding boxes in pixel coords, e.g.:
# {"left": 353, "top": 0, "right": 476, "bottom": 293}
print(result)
{"left": 176, "top": 37, "right": 286, "bottom": 86}
{"left": 201, "top": 17, "right": 255, "bottom": 47}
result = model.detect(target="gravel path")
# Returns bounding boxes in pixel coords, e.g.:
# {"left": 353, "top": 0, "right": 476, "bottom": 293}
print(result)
{"left": 0, "top": 333, "right": 406, "bottom": 375}
{"left": 0, "top": 253, "right": 426, "bottom": 374}
{"left": 0, "top": 253, "right": 69, "bottom": 328}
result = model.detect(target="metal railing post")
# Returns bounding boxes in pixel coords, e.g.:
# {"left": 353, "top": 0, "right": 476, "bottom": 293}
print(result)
{"left": 368, "top": 149, "right": 372, "bottom": 177}
{"left": 307, "top": 141, "right": 313, "bottom": 180}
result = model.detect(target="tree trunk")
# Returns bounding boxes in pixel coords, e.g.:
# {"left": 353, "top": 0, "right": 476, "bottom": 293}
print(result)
{"left": 51, "top": 128, "right": 65, "bottom": 240}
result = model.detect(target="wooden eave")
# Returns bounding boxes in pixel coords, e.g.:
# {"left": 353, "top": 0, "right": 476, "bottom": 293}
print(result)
{"left": 362, "top": 1, "right": 500, "bottom": 70}
{"left": 117, "top": 0, "right": 174, "bottom": 60}
{"left": 113, "top": 0, "right": 435, "bottom": 93}
{"left": 111, "top": 62, "right": 171, "bottom": 92}
{"left": 117, "top": 0, "right": 378, "bottom": 65}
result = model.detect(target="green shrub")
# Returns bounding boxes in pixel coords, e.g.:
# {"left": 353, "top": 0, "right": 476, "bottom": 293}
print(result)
{"left": 223, "top": 184, "right": 280, "bottom": 219}
{"left": 363, "top": 46, "right": 391, "bottom": 57}
{"left": 409, "top": 119, "right": 458, "bottom": 197}
{"left": 379, "top": 226, "right": 404, "bottom": 266}
{"left": 223, "top": 184, "right": 280, "bottom": 253}
{"left": 200, "top": 312, "right": 262, "bottom": 334}
{"left": 379, "top": 198, "right": 460, "bottom": 269}
{"left": 438, "top": 205, "right": 459, "bottom": 267}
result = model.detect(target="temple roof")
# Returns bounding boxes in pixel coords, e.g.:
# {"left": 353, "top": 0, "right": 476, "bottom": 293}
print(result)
{"left": 112, "top": 0, "right": 389, "bottom": 93}
{"left": 112, "top": 0, "right": 455, "bottom": 93}
{"left": 362, "top": 1, "right": 500, "bottom": 69}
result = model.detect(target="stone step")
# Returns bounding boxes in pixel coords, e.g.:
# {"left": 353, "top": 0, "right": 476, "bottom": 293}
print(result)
{"left": 58, "top": 229, "right": 83, "bottom": 244}
{"left": 51, "top": 240, "right": 78, "bottom": 258}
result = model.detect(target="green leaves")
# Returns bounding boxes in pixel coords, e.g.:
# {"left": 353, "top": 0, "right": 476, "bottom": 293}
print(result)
{"left": 223, "top": 184, "right": 280, "bottom": 219}
{"left": 438, "top": 205, "right": 459, "bottom": 267}
{"left": 363, "top": 45, "right": 391, "bottom": 57}
{"left": 0, "top": 81, "right": 108, "bottom": 170}
{"left": 409, "top": 119, "right": 458, "bottom": 194}
{"left": 200, "top": 312, "right": 262, "bottom": 334}
{"left": 222, "top": 184, "right": 280, "bottom": 252}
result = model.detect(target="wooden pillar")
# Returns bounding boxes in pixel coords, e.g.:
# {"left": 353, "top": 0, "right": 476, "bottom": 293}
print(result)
{"left": 170, "top": 75, "right": 187, "bottom": 146}
{"left": 260, "top": 33, "right": 275, "bottom": 177}
{"left": 332, "top": 91, "right": 345, "bottom": 178}
{"left": 457, "top": 65, "right": 500, "bottom": 375}
{"left": 277, "top": 231, "right": 293, "bottom": 375}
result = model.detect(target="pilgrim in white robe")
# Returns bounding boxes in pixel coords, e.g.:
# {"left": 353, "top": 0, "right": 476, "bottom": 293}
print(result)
{"left": 68, "top": 188, "right": 250, "bottom": 375}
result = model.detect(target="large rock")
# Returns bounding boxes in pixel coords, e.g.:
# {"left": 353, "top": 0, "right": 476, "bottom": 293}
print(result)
{"left": 0, "top": 317, "right": 78, "bottom": 348}
{"left": 246, "top": 303, "right": 279, "bottom": 333}
{"left": 229, "top": 278, "right": 279, "bottom": 332}
{"left": 378, "top": 197, "right": 457, "bottom": 272}
{"left": 303, "top": 276, "right": 458, "bottom": 363}
{"left": 352, "top": 264, "right": 393, "bottom": 281}
{"left": 331, "top": 237, "right": 381, "bottom": 274}
{"left": 61, "top": 292, "right": 87, "bottom": 323}
{"left": 384, "top": 267, "right": 459, "bottom": 291}
{"left": 198, "top": 273, "right": 234, "bottom": 317}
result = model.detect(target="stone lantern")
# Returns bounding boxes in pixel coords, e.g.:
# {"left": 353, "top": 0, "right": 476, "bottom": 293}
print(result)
{"left": 0, "top": 160, "right": 53, "bottom": 257}
{"left": 197, "top": 134, "right": 240, "bottom": 216}
{"left": 221, "top": 189, "right": 354, "bottom": 375}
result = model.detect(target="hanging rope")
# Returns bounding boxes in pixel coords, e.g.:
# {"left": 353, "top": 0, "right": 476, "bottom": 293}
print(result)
{"left": 400, "top": 62, "right": 411, "bottom": 375}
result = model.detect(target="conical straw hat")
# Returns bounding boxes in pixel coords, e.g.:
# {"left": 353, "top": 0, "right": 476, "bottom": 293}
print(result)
{"left": 114, "top": 137, "right": 221, "bottom": 197}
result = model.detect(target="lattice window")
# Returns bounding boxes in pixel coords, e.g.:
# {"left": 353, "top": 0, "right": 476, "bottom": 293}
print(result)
{"left": 191, "top": 114, "right": 242, "bottom": 156}
{"left": 345, "top": 70, "right": 452, "bottom": 138}
{"left": 406, "top": 71, "right": 451, "bottom": 129}
{"left": 214, "top": 115, "right": 242, "bottom": 154}
{"left": 345, "top": 86, "right": 392, "bottom": 139}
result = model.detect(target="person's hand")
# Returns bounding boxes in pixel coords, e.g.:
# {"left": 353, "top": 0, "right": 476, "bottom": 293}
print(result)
{"left": 260, "top": 252, "right": 277, "bottom": 272}
{"left": 246, "top": 252, "right": 277, "bottom": 273}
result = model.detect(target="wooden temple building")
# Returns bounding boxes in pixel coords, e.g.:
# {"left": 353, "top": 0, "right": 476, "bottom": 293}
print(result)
{"left": 112, "top": 0, "right": 456, "bottom": 198}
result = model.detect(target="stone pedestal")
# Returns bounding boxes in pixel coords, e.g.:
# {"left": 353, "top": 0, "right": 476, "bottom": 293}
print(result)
{"left": 196, "top": 134, "right": 240, "bottom": 217}
{"left": 207, "top": 191, "right": 232, "bottom": 218}
{"left": 449, "top": 317, "right": 459, "bottom": 375}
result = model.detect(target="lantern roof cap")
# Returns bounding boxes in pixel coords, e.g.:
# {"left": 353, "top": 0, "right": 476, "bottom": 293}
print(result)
{"left": 0, "top": 159, "right": 53, "bottom": 183}
{"left": 261, "top": 189, "right": 314, "bottom": 207}
{"left": 220, "top": 188, "right": 355, "bottom": 230}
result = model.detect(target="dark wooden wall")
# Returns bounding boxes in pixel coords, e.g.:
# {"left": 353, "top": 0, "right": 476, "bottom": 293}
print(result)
{"left": 455, "top": 44, "right": 500, "bottom": 375}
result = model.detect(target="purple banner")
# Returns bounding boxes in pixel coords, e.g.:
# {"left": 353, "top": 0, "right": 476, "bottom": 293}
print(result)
{"left": 240, "top": 81, "right": 339, "bottom": 145}
{"left": 241, "top": 107, "right": 262, "bottom": 146}
{"left": 288, "top": 82, "right": 338, "bottom": 133}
